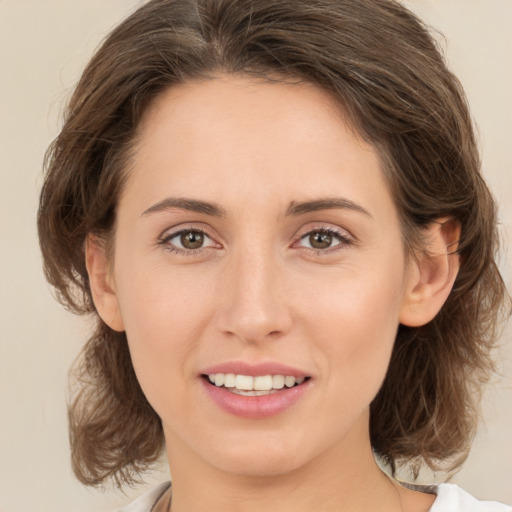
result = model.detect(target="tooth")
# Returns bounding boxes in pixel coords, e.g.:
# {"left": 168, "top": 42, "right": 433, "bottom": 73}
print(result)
{"left": 284, "top": 376, "right": 296, "bottom": 388}
{"left": 254, "top": 390, "right": 273, "bottom": 396}
{"left": 207, "top": 373, "right": 306, "bottom": 391}
{"left": 224, "top": 373, "right": 236, "bottom": 388}
{"left": 232, "top": 389, "right": 277, "bottom": 396}
{"left": 235, "top": 374, "right": 254, "bottom": 390}
{"left": 272, "top": 375, "right": 285, "bottom": 389}
{"left": 254, "top": 375, "right": 272, "bottom": 391}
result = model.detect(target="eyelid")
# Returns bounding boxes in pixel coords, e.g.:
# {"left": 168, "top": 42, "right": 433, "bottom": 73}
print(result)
{"left": 291, "top": 223, "right": 354, "bottom": 252}
{"left": 158, "top": 224, "right": 222, "bottom": 253}
{"left": 293, "top": 222, "right": 353, "bottom": 241}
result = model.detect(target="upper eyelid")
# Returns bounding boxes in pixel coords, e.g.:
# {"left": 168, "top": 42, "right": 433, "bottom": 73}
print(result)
{"left": 293, "top": 223, "right": 354, "bottom": 241}
{"left": 157, "top": 222, "right": 354, "bottom": 247}
{"left": 158, "top": 227, "right": 220, "bottom": 255}
{"left": 291, "top": 224, "right": 357, "bottom": 255}
{"left": 162, "top": 229, "right": 212, "bottom": 244}
{"left": 299, "top": 226, "right": 350, "bottom": 238}
{"left": 159, "top": 223, "right": 215, "bottom": 240}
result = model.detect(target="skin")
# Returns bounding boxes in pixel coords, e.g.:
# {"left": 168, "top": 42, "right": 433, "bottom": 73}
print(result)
{"left": 87, "top": 75, "right": 459, "bottom": 512}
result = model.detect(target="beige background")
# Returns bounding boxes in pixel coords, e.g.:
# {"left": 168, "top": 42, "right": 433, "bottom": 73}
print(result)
{"left": 0, "top": 1, "right": 511, "bottom": 510}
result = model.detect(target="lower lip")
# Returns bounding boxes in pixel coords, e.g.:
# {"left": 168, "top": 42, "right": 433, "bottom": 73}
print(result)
{"left": 201, "top": 378, "right": 310, "bottom": 419}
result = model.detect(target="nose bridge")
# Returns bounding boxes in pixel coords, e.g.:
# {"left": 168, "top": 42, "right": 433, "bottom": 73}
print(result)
{"left": 217, "top": 244, "right": 291, "bottom": 342}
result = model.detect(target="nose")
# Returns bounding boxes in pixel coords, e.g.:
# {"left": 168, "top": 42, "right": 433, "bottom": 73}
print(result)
{"left": 216, "top": 250, "right": 293, "bottom": 344}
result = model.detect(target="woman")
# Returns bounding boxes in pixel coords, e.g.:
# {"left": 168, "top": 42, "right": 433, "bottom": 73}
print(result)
{"left": 37, "top": 0, "right": 510, "bottom": 510}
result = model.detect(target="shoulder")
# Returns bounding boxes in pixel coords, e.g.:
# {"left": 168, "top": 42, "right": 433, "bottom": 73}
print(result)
{"left": 115, "top": 482, "right": 171, "bottom": 512}
{"left": 114, "top": 481, "right": 511, "bottom": 512}
{"left": 403, "top": 482, "right": 511, "bottom": 512}
{"left": 431, "top": 484, "right": 511, "bottom": 512}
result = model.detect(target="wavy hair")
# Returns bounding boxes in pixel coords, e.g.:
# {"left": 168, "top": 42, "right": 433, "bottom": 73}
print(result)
{"left": 37, "top": 0, "right": 509, "bottom": 486}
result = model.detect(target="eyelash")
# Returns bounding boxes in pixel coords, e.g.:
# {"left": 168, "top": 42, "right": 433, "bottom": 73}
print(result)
{"left": 157, "top": 226, "right": 353, "bottom": 256}
{"left": 158, "top": 227, "right": 216, "bottom": 256}
{"left": 294, "top": 227, "right": 353, "bottom": 254}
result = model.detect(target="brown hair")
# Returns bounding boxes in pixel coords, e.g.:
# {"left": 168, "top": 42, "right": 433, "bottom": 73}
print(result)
{"left": 38, "top": 0, "right": 509, "bottom": 487}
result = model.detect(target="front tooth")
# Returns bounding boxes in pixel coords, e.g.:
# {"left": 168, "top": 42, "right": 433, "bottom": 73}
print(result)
{"left": 253, "top": 375, "right": 273, "bottom": 391}
{"left": 284, "top": 376, "right": 296, "bottom": 388}
{"left": 214, "top": 374, "right": 225, "bottom": 386}
{"left": 235, "top": 374, "right": 254, "bottom": 390}
{"left": 272, "top": 375, "right": 285, "bottom": 389}
{"left": 224, "top": 373, "right": 236, "bottom": 388}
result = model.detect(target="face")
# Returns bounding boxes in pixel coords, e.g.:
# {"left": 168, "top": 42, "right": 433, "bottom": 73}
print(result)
{"left": 104, "top": 76, "right": 416, "bottom": 478}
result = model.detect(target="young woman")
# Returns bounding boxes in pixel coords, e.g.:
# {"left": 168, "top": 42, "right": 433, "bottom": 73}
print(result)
{"left": 38, "top": 0, "right": 510, "bottom": 510}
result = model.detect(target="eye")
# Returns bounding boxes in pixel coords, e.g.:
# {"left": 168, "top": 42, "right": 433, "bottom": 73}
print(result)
{"left": 297, "top": 228, "right": 351, "bottom": 251}
{"left": 160, "top": 228, "right": 218, "bottom": 252}
{"left": 176, "top": 231, "right": 207, "bottom": 250}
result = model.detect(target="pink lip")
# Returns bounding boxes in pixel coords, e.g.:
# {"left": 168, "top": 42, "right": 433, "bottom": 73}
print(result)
{"left": 199, "top": 361, "right": 311, "bottom": 419}
{"left": 201, "top": 379, "right": 310, "bottom": 419}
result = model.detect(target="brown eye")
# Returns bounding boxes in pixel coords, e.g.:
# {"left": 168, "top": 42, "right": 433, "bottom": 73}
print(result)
{"left": 162, "top": 228, "right": 218, "bottom": 253}
{"left": 180, "top": 231, "right": 204, "bottom": 249}
{"left": 309, "top": 231, "right": 333, "bottom": 249}
{"left": 297, "top": 228, "right": 351, "bottom": 252}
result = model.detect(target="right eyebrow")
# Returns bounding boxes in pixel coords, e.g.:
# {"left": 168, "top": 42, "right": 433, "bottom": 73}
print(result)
{"left": 141, "top": 197, "right": 226, "bottom": 217}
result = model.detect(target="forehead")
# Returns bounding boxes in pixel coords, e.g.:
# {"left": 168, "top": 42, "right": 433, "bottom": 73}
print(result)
{"left": 122, "top": 75, "right": 395, "bottom": 221}
{"left": 136, "top": 75, "right": 358, "bottom": 155}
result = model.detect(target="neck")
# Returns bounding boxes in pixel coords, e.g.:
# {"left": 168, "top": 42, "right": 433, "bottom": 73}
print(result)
{"left": 165, "top": 422, "right": 403, "bottom": 512}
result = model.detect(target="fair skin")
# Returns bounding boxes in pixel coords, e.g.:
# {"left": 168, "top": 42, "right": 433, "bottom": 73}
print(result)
{"left": 87, "top": 76, "right": 459, "bottom": 512}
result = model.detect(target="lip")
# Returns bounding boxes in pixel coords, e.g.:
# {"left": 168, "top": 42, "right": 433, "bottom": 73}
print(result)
{"left": 201, "top": 378, "right": 310, "bottom": 419}
{"left": 200, "top": 361, "right": 311, "bottom": 419}
{"left": 201, "top": 361, "right": 309, "bottom": 378}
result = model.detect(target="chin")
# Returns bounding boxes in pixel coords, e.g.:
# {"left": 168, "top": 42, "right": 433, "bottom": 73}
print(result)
{"left": 213, "top": 450, "right": 305, "bottom": 478}
{"left": 195, "top": 429, "right": 318, "bottom": 478}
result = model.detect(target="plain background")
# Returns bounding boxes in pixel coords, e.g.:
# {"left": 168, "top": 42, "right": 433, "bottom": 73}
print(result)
{"left": 0, "top": 1, "right": 511, "bottom": 510}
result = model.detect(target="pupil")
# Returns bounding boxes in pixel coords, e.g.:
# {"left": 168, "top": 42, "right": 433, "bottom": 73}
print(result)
{"left": 181, "top": 231, "right": 204, "bottom": 249}
{"left": 310, "top": 232, "right": 332, "bottom": 249}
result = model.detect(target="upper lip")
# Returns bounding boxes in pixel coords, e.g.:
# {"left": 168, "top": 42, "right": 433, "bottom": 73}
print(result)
{"left": 201, "top": 361, "right": 310, "bottom": 378}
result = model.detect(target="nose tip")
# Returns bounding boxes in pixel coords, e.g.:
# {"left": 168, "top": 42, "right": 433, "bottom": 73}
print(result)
{"left": 216, "top": 255, "right": 292, "bottom": 344}
{"left": 225, "top": 300, "right": 289, "bottom": 342}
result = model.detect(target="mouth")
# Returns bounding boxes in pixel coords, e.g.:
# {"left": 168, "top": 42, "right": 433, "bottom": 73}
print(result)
{"left": 200, "top": 366, "right": 312, "bottom": 418}
{"left": 202, "top": 373, "right": 311, "bottom": 396}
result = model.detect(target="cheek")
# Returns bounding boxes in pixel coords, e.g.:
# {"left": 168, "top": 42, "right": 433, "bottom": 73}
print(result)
{"left": 113, "top": 260, "right": 214, "bottom": 408}
{"left": 302, "top": 259, "right": 405, "bottom": 401}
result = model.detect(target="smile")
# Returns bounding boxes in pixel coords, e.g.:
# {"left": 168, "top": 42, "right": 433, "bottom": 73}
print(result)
{"left": 206, "top": 373, "right": 307, "bottom": 396}
{"left": 201, "top": 367, "right": 312, "bottom": 418}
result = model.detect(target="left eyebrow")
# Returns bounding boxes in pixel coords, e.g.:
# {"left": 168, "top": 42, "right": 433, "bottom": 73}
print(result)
{"left": 285, "top": 198, "right": 372, "bottom": 218}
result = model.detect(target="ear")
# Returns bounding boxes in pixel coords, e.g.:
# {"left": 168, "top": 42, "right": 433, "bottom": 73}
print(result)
{"left": 85, "top": 235, "right": 125, "bottom": 332}
{"left": 399, "top": 218, "right": 461, "bottom": 327}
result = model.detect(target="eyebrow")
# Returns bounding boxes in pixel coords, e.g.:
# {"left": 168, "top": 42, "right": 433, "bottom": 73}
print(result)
{"left": 141, "top": 196, "right": 371, "bottom": 219}
{"left": 285, "top": 198, "right": 372, "bottom": 218}
{"left": 141, "top": 197, "right": 226, "bottom": 217}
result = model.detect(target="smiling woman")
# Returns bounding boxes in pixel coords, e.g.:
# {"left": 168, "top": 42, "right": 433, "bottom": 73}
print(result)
{"left": 89, "top": 78, "right": 422, "bottom": 485}
{"left": 37, "top": 1, "right": 510, "bottom": 511}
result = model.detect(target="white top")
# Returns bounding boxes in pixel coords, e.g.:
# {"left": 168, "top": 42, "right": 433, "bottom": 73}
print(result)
{"left": 116, "top": 481, "right": 512, "bottom": 512}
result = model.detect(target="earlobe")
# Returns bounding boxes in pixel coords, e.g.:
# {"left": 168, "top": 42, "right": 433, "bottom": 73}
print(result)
{"left": 399, "top": 218, "right": 461, "bottom": 327}
{"left": 85, "top": 235, "right": 125, "bottom": 332}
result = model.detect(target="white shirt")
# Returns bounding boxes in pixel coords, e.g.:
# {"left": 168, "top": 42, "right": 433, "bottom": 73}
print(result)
{"left": 116, "top": 481, "right": 512, "bottom": 511}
